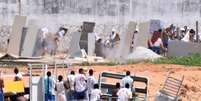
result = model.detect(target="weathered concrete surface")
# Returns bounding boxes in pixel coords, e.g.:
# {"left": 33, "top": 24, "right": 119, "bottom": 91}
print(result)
{"left": 119, "top": 21, "right": 137, "bottom": 58}
{"left": 88, "top": 33, "right": 96, "bottom": 56}
{"left": 79, "top": 22, "right": 95, "bottom": 53}
{"left": 69, "top": 32, "right": 82, "bottom": 57}
{"left": 134, "top": 22, "right": 151, "bottom": 48}
{"left": 31, "top": 77, "right": 44, "bottom": 101}
{"left": 7, "top": 15, "right": 27, "bottom": 56}
{"left": 21, "top": 19, "right": 39, "bottom": 57}
{"left": 150, "top": 20, "right": 164, "bottom": 33}
{"left": 19, "top": 27, "right": 27, "bottom": 56}
{"left": 168, "top": 40, "right": 201, "bottom": 57}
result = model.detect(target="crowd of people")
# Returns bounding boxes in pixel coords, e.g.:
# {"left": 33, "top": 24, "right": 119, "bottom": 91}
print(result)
{"left": 44, "top": 69, "right": 134, "bottom": 101}
{"left": 147, "top": 24, "right": 198, "bottom": 55}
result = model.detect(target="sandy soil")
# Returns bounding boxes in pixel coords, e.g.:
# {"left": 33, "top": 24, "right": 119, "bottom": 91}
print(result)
{"left": 0, "top": 63, "right": 201, "bottom": 101}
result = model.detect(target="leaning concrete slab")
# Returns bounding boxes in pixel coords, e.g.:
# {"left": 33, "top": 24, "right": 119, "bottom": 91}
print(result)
{"left": 119, "top": 21, "right": 137, "bottom": 58}
{"left": 21, "top": 19, "right": 39, "bottom": 57}
{"left": 168, "top": 40, "right": 201, "bottom": 57}
{"left": 79, "top": 22, "right": 95, "bottom": 53}
{"left": 69, "top": 32, "right": 82, "bottom": 57}
{"left": 33, "top": 33, "right": 44, "bottom": 57}
{"left": 135, "top": 22, "right": 151, "bottom": 48}
{"left": 88, "top": 33, "right": 96, "bottom": 56}
{"left": 8, "top": 15, "right": 27, "bottom": 56}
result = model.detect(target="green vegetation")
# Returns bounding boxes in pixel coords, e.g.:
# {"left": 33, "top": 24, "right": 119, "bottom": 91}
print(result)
{"left": 80, "top": 61, "right": 120, "bottom": 66}
{"left": 153, "top": 54, "right": 201, "bottom": 66}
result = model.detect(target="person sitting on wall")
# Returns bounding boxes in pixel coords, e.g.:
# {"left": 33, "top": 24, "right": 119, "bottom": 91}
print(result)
{"left": 148, "top": 30, "right": 166, "bottom": 54}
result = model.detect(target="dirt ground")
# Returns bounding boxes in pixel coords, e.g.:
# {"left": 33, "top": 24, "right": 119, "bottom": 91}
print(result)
{"left": 0, "top": 63, "right": 201, "bottom": 101}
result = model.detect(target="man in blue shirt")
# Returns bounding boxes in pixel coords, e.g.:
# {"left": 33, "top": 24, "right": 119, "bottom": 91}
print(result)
{"left": 44, "top": 71, "right": 56, "bottom": 101}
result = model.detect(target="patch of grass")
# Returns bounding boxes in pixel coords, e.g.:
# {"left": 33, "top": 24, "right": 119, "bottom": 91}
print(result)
{"left": 79, "top": 61, "right": 120, "bottom": 66}
{"left": 153, "top": 54, "right": 201, "bottom": 66}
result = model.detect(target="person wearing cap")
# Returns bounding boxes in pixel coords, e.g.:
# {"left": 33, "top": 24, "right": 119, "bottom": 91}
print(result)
{"left": 105, "top": 28, "right": 120, "bottom": 47}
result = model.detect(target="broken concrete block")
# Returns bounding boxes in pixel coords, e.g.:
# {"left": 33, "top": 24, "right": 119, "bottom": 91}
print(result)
{"left": 7, "top": 15, "right": 27, "bottom": 56}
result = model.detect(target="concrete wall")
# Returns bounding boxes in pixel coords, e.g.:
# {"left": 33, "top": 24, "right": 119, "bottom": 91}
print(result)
{"left": 168, "top": 40, "right": 201, "bottom": 57}
{"left": 0, "top": 0, "right": 201, "bottom": 30}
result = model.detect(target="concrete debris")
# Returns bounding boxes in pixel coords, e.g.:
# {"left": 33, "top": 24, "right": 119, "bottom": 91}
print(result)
{"left": 127, "top": 47, "right": 162, "bottom": 61}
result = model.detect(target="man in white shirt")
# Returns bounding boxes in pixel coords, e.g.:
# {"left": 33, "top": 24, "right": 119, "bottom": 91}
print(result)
{"left": 90, "top": 84, "right": 101, "bottom": 101}
{"left": 87, "top": 69, "right": 97, "bottom": 100}
{"left": 121, "top": 71, "right": 133, "bottom": 89}
{"left": 68, "top": 71, "right": 76, "bottom": 91}
{"left": 117, "top": 83, "right": 132, "bottom": 101}
{"left": 75, "top": 68, "right": 87, "bottom": 101}
{"left": 66, "top": 71, "right": 76, "bottom": 100}
{"left": 14, "top": 67, "right": 23, "bottom": 81}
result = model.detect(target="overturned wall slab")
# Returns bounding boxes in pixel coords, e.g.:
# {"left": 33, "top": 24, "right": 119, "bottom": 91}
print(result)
{"left": 168, "top": 40, "right": 201, "bottom": 57}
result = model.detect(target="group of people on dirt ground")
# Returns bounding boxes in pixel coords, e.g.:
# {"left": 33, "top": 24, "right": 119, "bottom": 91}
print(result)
{"left": 44, "top": 69, "right": 134, "bottom": 101}
{"left": 0, "top": 68, "right": 27, "bottom": 101}
{"left": 147, "top": 24, "right": 199, "bottom": 55}
{"left": 0, "top": 67, "right": 134, "bottom": 101}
